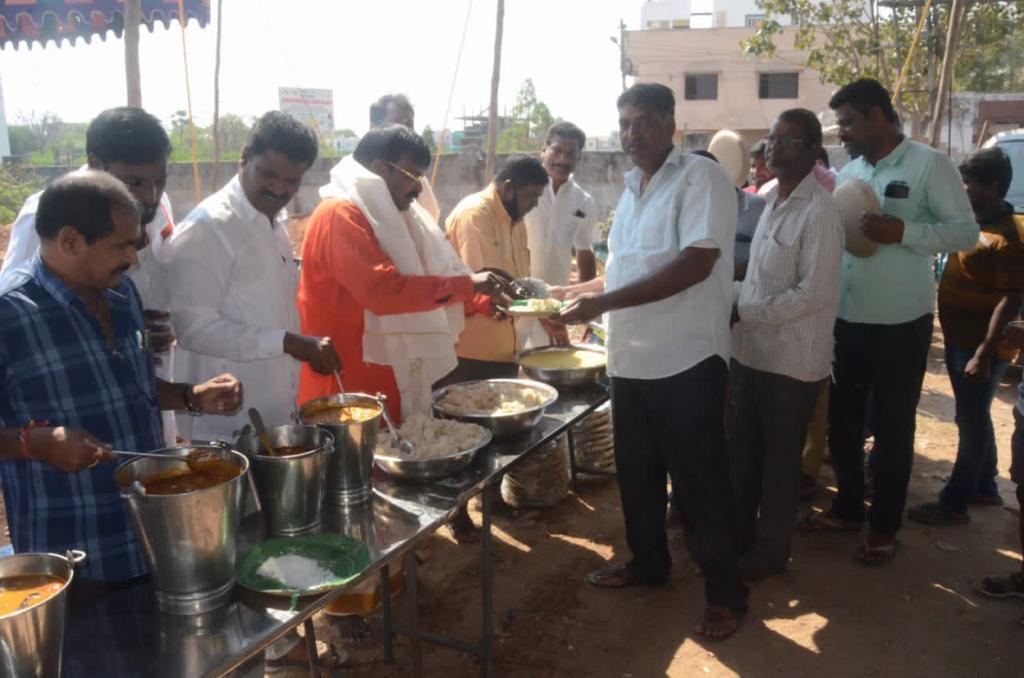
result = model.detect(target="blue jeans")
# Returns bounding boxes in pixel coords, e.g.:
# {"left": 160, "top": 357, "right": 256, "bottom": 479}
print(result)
{"left": 939, "top": 346, "right": 1009, "bottom": 512}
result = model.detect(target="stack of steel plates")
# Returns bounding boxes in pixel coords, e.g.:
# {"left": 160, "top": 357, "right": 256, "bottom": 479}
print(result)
{"left": 570, "top": 402, "right": 615, "bottom": 475}
{"left": 501, "top": 433, "right": 570, "bottom": 508}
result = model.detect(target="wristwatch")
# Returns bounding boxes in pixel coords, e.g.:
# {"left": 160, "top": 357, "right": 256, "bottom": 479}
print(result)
{"left": 182, "top": 385, "right": 203, "bottom": 414}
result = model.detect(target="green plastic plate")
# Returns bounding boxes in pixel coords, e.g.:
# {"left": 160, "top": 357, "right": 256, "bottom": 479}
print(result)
{"left": 236, "top": 533, "right": 371, "bottom": 598}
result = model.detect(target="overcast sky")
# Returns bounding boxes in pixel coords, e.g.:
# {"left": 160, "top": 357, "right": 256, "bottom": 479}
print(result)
{"left": 0, "top": 0, "right": 639, "bottom": 140}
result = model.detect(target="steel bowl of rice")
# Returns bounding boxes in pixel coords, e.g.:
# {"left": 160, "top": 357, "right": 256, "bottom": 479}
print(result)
{"left": 373, "top": 414, "right": 493, "bottom": 481}
{"left": 431, "top": 378, "right": 558, "bottom": 437}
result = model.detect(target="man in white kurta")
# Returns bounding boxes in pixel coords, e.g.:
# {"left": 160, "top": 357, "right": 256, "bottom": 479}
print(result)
{"left": 523, "top": 121, "right": 601, "bottom": 347}
{"left": 167, "top": 111, "right": 341, "bottom": 440}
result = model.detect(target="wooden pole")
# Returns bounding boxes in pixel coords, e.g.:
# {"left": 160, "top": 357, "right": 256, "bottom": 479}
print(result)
{"left": 124, "top": 0, "right": 142, "bottom": 107}
{"left": 891, "top": 0, "right": 933, "bottom": 104}
{"left": 928, "top": 0, "right": 966, "bottom": 147}
{"left": 211, "top": 0, "right": 225, "bottom": 193}
{"left": 483, "top": 0, "right": 504, "bottom": 184}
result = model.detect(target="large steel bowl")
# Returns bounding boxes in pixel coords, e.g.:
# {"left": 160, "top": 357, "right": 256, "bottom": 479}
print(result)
{"left": 374, "top": 430, "right": 493, "bottom": 481}
{"left": 0, "top": 550, "right": 84, "bottom": 678}
{"left": 432, "top": 379, "right": 558, "bottom": 437}
{"left": 516, "top": 345, "right": 607, "bottom": 387}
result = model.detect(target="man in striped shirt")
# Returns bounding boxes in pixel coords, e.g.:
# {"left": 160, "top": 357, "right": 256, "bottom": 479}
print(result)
{"left": 727, "top": 109, "right": 843, "bottom": 580}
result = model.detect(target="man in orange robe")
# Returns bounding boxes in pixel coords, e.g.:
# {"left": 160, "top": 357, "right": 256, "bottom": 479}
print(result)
{"left": 296, "top": 125, "right": 509, "bottom": 422}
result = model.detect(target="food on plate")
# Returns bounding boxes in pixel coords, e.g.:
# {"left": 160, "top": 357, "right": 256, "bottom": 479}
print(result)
{"left": 520, "top": 348, "right": 606, "bottom": 370}
{"left": 437, "top": 381, "right": 549, "bottom": 416}
{"left": 376, "top": 413, "right": 488, "bottom": 460}
{"left": 0, "top": 575, "right": 65, "bottom": 615}
{"left": 142, "top": 458, "right": 242, "bottom": 495}
{"left": 304, "top": 404, "right": 381, "bottom": 425}
{"left": 508, "top": 298, "right": 564, "bottom": 315}
{"left": 255, "top": 554, "right": 337, "bottom": 591}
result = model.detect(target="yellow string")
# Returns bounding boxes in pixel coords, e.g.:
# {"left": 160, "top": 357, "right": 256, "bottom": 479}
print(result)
{"left": 891, "top": 0, "right": 933, "bottom": 104}
{"left": 431, "top": 0, "right": 475, "bottom": 188}
{"left": 177, "top": 0, "right": 202, "bottom": 205}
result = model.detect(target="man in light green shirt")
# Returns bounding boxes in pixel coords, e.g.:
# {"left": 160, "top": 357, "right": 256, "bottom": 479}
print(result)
{"left": 802, "top": 78, "right": 978, "bottom": 564}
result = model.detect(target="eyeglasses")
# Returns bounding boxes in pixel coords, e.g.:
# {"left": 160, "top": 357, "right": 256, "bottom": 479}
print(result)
{"left": 765, "top": 135, "right": 805, "bottom": 150}
{"left": 387, "top": 161, "right": 423, "bottom": 184}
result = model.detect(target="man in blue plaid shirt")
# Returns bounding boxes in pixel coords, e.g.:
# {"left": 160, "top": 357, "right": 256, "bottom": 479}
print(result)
{"left": 0, "top": 171, "right": 242, "bottom": 583}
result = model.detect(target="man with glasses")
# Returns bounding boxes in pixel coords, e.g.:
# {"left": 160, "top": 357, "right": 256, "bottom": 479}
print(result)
{"left": 296, "top": 124, "right": 510, "bottom": 420}
{"left": 727, "top": 109, "right": 843, "bottom": 580}
{"left": 369, "top": 92, "right": 441, "bottom": 222}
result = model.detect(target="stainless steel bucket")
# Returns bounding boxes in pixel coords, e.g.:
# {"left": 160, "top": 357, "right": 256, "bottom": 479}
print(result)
{"left": 235, "top": 425, "right": 332, "bottom": 537}
{"left": 115, "top": 445, "right": 248, "bottom": 615}
{"left": 298, "top": 393, "right": 383, "bottom": 506}
{"left": 0, "top": 549, "right": 84, "bottom": 678}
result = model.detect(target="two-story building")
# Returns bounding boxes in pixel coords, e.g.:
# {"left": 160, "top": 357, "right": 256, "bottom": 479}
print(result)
{"left": 625, "top": 0, "right": 834, "bottom": 150}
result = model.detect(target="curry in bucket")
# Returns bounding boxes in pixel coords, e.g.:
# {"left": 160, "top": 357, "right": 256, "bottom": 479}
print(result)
{"left": 141, "top": 456, "right": 243, "bottom": 495}
{"left": 303, "top": 405, "right": 381, "bottom": 425}
{"left": 0, "top": 575, "right": 65, "bottom": 616}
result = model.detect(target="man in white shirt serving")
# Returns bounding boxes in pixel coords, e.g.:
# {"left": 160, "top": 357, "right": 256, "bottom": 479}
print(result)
{"left": 727, "top": 109, "right": 843, "bottom": 580}
{"left": 167, "top": 111, "right": 341, "bottom": 440}
{"left": 523, "top": 121, "right": 601, "bottom": 347}
{"left": 557, "top": 83, "right": 747, "bottom": 640}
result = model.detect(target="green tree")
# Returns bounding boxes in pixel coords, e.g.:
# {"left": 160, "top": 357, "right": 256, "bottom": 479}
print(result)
{"left": 215, "top": 114, "right": 252, "bottom": 160}
{"left": 742, "top": 1, "right": 1024, "bottom": 139}
{"left": 0, "top": 165, "right": 44, "bottom": 225}
{"left": 421, "top": 125, "right": 437, "bottom": 153}
{"left": 497, "top": 79, "right": 556, "bottom": 153}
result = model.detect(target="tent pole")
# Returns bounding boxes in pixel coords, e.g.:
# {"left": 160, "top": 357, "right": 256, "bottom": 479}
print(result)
{"left": 125, "top": 0, "right": 142, "bottom": 107}
{"left": 483, "top": 0, "right": 504, "bottom": 184}
{"left": 211, "top": 0, "right": 225, "bottom": 193}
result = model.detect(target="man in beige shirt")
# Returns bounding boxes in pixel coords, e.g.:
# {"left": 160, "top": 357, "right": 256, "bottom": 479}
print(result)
{"left": 444, "top": 156, "right": 548, "bottom": 381}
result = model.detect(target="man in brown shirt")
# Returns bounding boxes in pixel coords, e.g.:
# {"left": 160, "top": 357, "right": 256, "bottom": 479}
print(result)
{"left": 910, "top": 147, "right": 1024, "bottom": 524}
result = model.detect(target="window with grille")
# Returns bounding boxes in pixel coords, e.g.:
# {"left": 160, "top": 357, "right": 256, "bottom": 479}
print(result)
{"left": 745, "top": 13, "right": 766, "bottom": 27}
{"left": 685, "top": 74, "right": 718, "bottom": 101}
{"left": 758, "top": 72, "right": 799, "bottom": 99}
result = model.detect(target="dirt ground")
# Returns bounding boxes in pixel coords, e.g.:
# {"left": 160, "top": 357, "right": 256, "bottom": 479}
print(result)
{"left": 309, "top": 324, "right": 1022, "bottom": 678}
{"left": 0, "top": 218, "right": 1019, "bottom": 676}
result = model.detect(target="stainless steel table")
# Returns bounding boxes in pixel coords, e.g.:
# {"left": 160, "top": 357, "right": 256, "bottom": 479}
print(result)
{"left": 62, "top": 384, "right": 609, "bottom": 677}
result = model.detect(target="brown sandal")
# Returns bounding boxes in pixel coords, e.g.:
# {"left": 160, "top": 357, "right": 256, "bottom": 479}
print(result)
{"left": 695, "top": 606, "right": 746, "bottom": 641}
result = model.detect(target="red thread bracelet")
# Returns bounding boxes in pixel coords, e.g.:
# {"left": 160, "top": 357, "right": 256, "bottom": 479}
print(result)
{"left": 19, "top": 420, "right": 48, "bottom": 460}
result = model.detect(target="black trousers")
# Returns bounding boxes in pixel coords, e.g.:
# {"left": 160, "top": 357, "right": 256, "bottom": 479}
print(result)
{"left": 728, "top": 362, "right": 823, "bottom": 571}
{"left": 611, "top": 356, "right": 747, "bottom": 611}
{"left": 828, "top": 314, "right": 933, "bottom": 536}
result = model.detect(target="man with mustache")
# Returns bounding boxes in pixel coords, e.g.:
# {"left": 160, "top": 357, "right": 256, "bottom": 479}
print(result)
{"left": 296, "top": 124, "right": 510, "bottom": 420}
{"left": 522, "top": 122, "right": 601, "bottom": 347}
{"left": 166, "top": 111, "right": 341, "bottom": 439}
{"left": 0, "top": 170, "right": 241, "bottom": 584}
{"left": 556, "top": 83, "right": 746, "bottom": 639}
{"left": 801, "top": 78, "right": 977, "bottom": 565}
{"left": 369, "top": 92, "right": 441, "bottom": 223}
{"left": 727, "top": 109, "right": 843, "bottom": 580}
{"left": 0, "top": 107, "right": 179, "bottom": 444}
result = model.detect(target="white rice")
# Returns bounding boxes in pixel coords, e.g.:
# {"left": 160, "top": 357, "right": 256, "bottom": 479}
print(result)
{"left": 438, "top": 381, "right": 547, "bottom": 416}
{"left": 256, "top": 554, "right": 335, "bottom": 590}
{"left": 376, "top": 413, "right": 488, "bottom": 460}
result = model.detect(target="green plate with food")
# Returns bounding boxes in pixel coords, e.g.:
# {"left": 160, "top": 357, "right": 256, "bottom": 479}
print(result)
{"left": 505, "top": 298, "right": 565, "bottom": 317}
{"left": 236, "top": 533, "right": 371, "bottom": 597}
